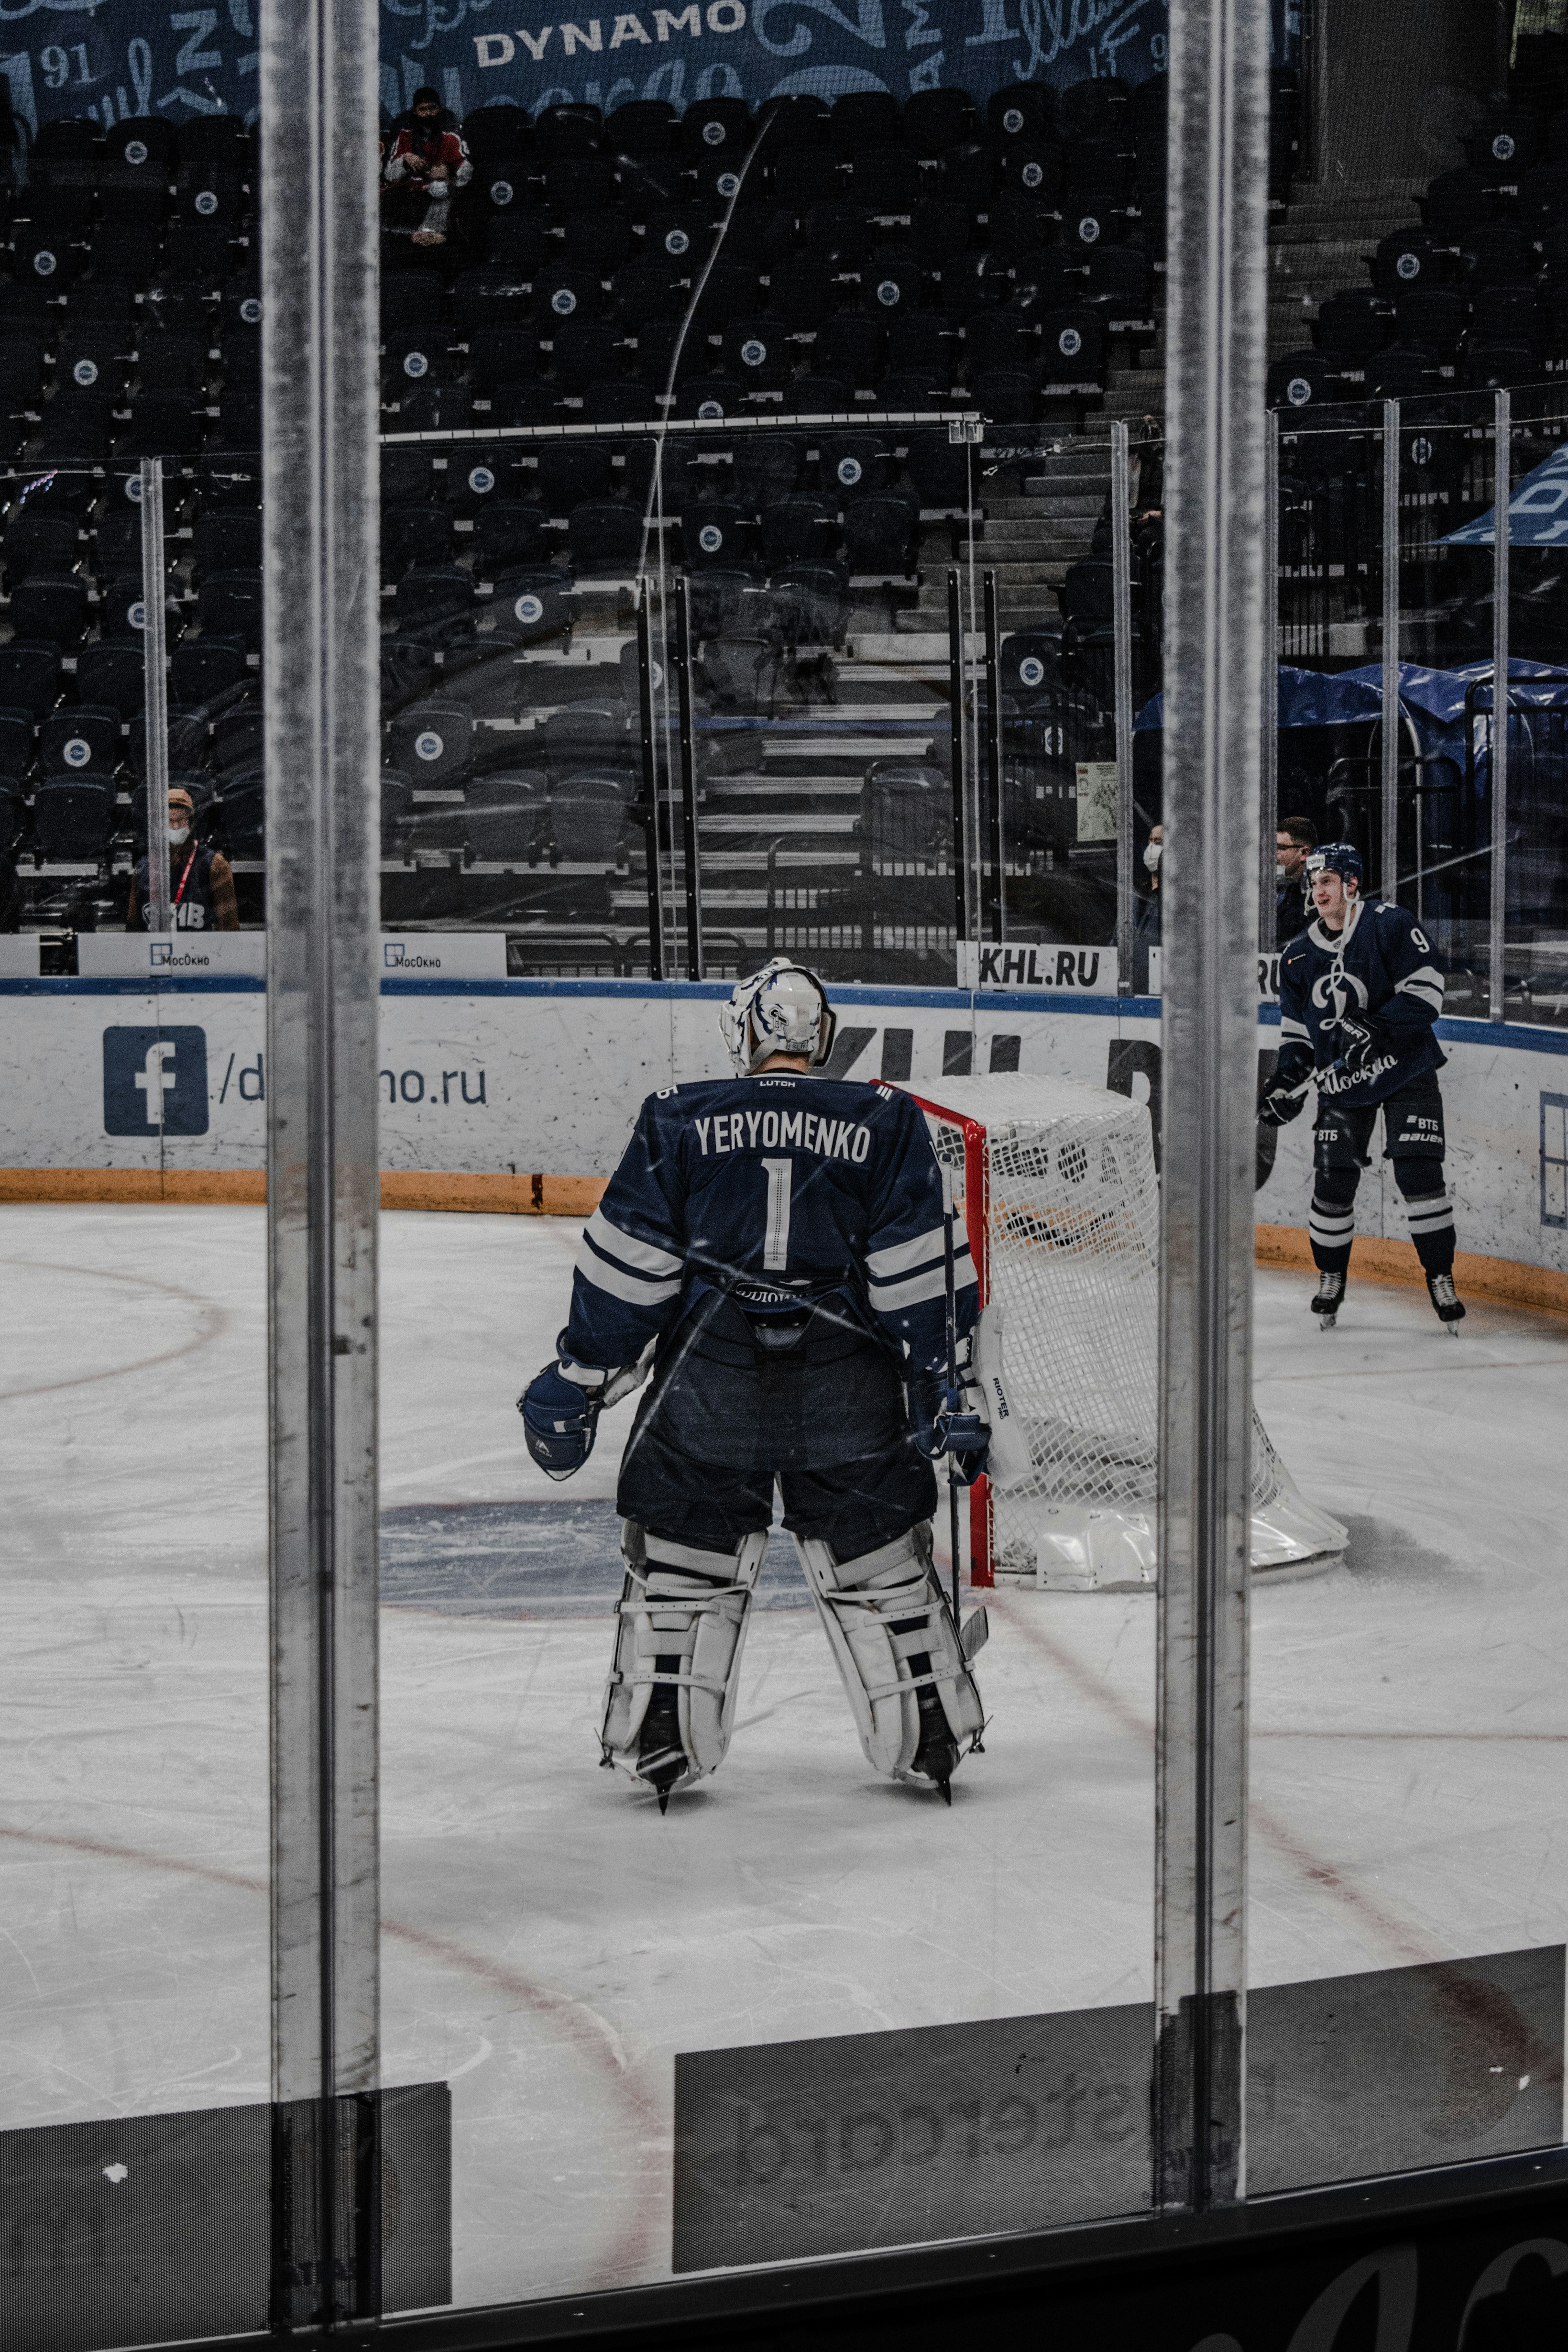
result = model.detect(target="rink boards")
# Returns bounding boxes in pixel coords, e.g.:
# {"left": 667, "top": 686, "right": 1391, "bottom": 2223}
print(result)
{"left": 1, "top": 974, "right": 1567, "bottom": 1303}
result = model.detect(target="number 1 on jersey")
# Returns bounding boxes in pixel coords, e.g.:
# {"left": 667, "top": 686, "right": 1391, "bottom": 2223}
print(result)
{"left": 761, "top": 1156, "right": 793, "bottom": 1271}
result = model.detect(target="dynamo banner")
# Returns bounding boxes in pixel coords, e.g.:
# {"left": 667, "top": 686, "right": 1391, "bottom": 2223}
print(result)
{"left": 1443, "top": 441, "right": 1568, "bottom": 549}
{"left": 0, "top": 0, "right": 1191, "bottom": 143}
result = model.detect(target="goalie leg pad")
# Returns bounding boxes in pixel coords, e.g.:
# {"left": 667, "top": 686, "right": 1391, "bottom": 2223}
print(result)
{"left": 793, "top": 1520, "right": 985, "bottom": 1784}
{"left": 601, "top": 1523, "right": 768, "bottom": 1794}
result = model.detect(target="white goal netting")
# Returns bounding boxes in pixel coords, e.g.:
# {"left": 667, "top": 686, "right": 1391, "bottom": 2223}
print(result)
{"left": 916, "top": 1072, "right": 1347, "bottom": 1591}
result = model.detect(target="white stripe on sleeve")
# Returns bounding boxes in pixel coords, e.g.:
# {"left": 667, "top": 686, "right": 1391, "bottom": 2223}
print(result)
{"left": 581, "top": 1206, "right": 683, "bottom": 1277}
{"left": 575, "top": 1247, "right": 682, "bottom": 1309}
{"left": 865, "top": 1220, "right": 953, "bottom": 1281}
{"left": 868, "top": 1250, "right": 976, "bottom": 1312}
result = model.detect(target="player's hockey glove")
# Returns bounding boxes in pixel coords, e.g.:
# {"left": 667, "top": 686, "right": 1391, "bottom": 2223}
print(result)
{"left": 1332, "top": 1009, "right": 1397, "bottom": 1079}
{"left": 519, "top": 1361, "right": 605, "bottom": 1480}
{"left": 1257, "top": 1078, "right": 1309, "bottom": 1130}
{"left": 910, "top": 1366, "right": 991, "bottom": 1487}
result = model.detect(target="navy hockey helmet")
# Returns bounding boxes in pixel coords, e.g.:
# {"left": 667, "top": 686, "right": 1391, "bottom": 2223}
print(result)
{"left": 1305, "top": 840, "right": 1363, "bottom": 892}
{"left": 720, "top": 956, "right": 838, "bottom": 1075}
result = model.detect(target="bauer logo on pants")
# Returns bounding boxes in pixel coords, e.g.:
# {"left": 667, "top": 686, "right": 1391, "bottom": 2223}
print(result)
{"left": 102, "top": 1026, "right": 209, "bottom": 1136}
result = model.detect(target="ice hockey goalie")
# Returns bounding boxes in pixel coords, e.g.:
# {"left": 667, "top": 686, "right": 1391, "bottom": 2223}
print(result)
{"left": 518, "top": 957, "right": 990, "bottom": 1811}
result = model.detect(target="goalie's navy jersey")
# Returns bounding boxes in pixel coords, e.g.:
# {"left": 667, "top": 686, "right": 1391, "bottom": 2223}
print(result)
{"left": 1277, "top": 900, "right": 1446, "bottom": 1109}
{"left": 561, "top": 1074, "right": 976, "bottom": 1373}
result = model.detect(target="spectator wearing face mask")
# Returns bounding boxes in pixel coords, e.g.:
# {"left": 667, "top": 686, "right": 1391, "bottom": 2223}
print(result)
{"left": 126, "top": 789, "right": 239, "bottom": 931}
{"left": 384, "top": 88, "right": 471, "bottom": 246}
{"left": 1132, "top": 821, "right": 1162, "bottom": 992}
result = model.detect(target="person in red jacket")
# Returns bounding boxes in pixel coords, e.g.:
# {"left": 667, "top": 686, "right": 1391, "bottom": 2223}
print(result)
{"left": 384, "top": 89, "right": 471, "bottom": 245}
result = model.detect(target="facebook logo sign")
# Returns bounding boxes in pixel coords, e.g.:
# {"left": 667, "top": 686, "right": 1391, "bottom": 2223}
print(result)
{"left": 102, "top": 1027, "right": 209, "bottom": 1136}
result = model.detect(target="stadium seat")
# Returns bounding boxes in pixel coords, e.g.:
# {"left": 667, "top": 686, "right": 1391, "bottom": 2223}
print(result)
{"left": 535, "top": 442, "right": 614, "bottom": 513}
{"left": 180, "top": 115, "right": 248, "bottom": 170}
{"left": 6, "top": 511, "right": 78, "bottom": 583}
{"left": 812, "top": 314, "right": 885, "bottom": 389}
{"left": 1458, "top": 225, "right": 1535, "bottom": 288}
{"left": 1394, "top": 287, "right": 1466, "bottom": 361}
{"left": 11, "top": 574, "right": 89, "bottom": 648}
{"left": 473, "top": 501, "right": 548, "bottom": 575}
{"left": 548, "top": 766, "right": 636, "bottom": 862}
{"left": 904, "top": 427, "right": 972, "bottom": 509}
{"left": 910, "top": 196, "right": 973, "bottom": 263}
{"left": 73, "top": 640, "right": 143, "bottom": 718}
{"left": 389, "top": 699, "right": 472, "bottom": 788}
{"left": 395, "top": 565, "right": 474, "bottom": 629}
{"left": 0, "top": 710, "right": 33, "bottom": 775}
{"left": 773, "top": 149, "right": 841, "bottom": 213}
{"left": 1268, "top": 347, "right": 1336, "bottom": 410}
{"left": 760, "top": 492, "right": 837, "bottom": 566}
{"left": 1083, "top": 244, "right": 1155, "bottom": 318}
{"left": 568, "top": 497, "right": 641, "bottom": 573}
{"left": 1370, "top": 228, "right": 1447, "bottom": 297}
{"left": 106, "top": 116, "right": 176, "bottom": 173}
{"left": 171, "top": 635, "right": 249, "bottom": 703}
{"left": 492, "top": 566, "right": 572, "bottom": 643}
{"left": 903, "top": 88, "right": 975, "bottom": 157}
{"left": 1060, "top": 77, "right": 1130, "bottom": 140}
{"left": 119, "top": 391, "right": 206, "bottom": 457}
{"left": 535, "top": 101, "right": 602, "bottom": 159}
{"left": 560, "top": 206, "right": 634, "bottom": 274}
{"left": 986, "top": 86, "right": 1055, "bottom": 148}
{"left": 1423, "top": 167, "right": 1494, "bottom": 237}
{"left": 138, "top": 333, "right": 210, "bottom": 393}
{"left": 39, "top": 704, "right": 121, "bottom": 775}
{"left": 849, "top": 146, "right": 921, "bottom": 218}
{"left": 468, "top": 769, "right": 547, "bottom": 862}
{"left": 33, "top": 775, "right": 113, "bottom": 859}
{"left": 681, "top": 499, "right": 753, "bottom": 566}
{"left": 1037, "top": 307, "right": 1105, "bottom": 389}
{"left": 732, "top": 432, "right": 805, "bottom": 503}
{"left": 842, "top": 490, "right": 918, "bottom": 575}
{"left": 970, "top": 366, "right": 1037, "bottom": 423}
{"left": 549, "top": 318, "right": 624, "bottom": 391}
{"left": 965, "top": 308, "right": 1032, "bottom": 373}
{"left": 198, "top": 568, "right": 266, "bottom": 646}
{"left": 1312, "top": 289, "right": 1394, "bottom": 367}
{"left": 644, "top": 204, "right": 710, "bottom": 265}
{"left": 1471, "top": 282, "right": 1543, "bottom": 349}
{"left": 383, "top": 502, "right": 455, "bottom": 579}
{"left": 445, "top": 446, "right": 515, "bottom": 518}
{"left": 382, "top": 274, "right": 445, "bottom": 332}
{"left": 1465, "top": 107, "right": 1538, "bottom": 180}
{"left": 722, "top": 313, "right": 793, "bottom": 391}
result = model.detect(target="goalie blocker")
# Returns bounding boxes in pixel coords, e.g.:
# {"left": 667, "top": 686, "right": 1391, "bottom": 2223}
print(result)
{"left": 519, "top": 957, "right": 990, "bottom": 1811}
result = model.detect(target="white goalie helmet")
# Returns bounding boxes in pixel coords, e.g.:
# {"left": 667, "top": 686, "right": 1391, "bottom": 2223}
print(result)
{"left": 719, "top": 956, "right": 838, "bottom": 1075}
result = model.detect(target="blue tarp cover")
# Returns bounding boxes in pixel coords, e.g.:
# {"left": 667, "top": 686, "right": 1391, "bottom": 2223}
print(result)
{"left": 1442, "top": 444, "right": 1568, "bottom": 547}
{"left": 1135, "top": 659, "right": 1568, "bottom": 732}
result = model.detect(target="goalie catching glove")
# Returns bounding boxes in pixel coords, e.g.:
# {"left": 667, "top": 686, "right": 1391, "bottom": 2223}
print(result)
{"left": 909, "top": 1363, "right": 991, "bottom": 1486}
{"left": 519, "top": 1336, "right": 649, "bottom": 1480}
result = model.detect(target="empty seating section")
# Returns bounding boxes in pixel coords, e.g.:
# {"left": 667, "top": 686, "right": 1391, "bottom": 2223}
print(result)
{"left": 0, "top": 69, "right": 1262, "bottom": 955}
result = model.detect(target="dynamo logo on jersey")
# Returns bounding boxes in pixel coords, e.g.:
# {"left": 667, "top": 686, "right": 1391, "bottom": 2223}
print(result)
{"left": 1310, "top": 968, "right": 1370, "bottom": 1022}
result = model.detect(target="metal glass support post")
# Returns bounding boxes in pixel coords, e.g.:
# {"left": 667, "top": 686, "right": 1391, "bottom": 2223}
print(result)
{"left": 674, "top": 575, "right": 703, "bottom": 980}
{"left": 260, "top": 0, "right": 382, "bottom": 2311}
{"left": 1381, "top": 398, "right": 1401, "bottom": 903}
{"left": 1111, "top": 421, "right": 1136, "bottom": 993}
{"left": 1155, "top": 0, "right": 1269, "bottom": 2217}
{"left": 982, "top": 568, "right": 1003, "bottom": 943}
{"left": 1490, "top": 389, "right": 1511, "bottom": 1024}
{"left": 140, "top": 458, "right": 172, "bottom": 937}
{"left": 636, "top": 580, "right": 666, "bottom": 980}
{"left": 1260, "top": 411, "right": 1279, "bottom": 952}
{"left": 948, "top": 568, "right": 968, "bottom": 956}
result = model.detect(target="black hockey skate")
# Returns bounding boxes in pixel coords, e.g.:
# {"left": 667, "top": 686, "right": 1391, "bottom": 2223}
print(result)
{"left": 1426, "top": 1272, "right": 1466, "bottom": 1332}
{"left": 1310, "top": 1271, "right": 1346, "bottom": 1329}
{"left": 636, "top": 1666, "right": 688, "bottom": 1814}
{"left": 910, "top": 1677, "right": 960, "bottom": 1805}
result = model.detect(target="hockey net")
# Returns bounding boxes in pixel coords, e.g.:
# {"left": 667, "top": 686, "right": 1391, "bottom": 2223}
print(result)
{"left": 904, "top": 1072, "right": 1348, "bottom": 1592}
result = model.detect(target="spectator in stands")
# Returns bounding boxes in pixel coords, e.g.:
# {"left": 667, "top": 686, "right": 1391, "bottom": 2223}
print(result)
{"left": 1133, "top": 821, "right": 1162, "bottom": 992}
{"left": 1276, "top": 814, "right": 1317, "bottom": 946}
{"left": 384, "top": 88, "right": 471, "bottom": 246}
{"left": 127, "top": 789, "right": 239, "bottom": 932}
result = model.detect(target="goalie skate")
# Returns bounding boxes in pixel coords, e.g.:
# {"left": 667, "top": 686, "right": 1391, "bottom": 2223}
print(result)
{"left": 794, "top": 1521, "right": 985, "bottom": 1800}
{"left": 601, "top": 1525, "right": 768, "bottom": 1810}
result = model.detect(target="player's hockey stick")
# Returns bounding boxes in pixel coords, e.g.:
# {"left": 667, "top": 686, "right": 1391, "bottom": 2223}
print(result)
{"left": 943, "top": 1165, "right": 962, "bottom": 1625}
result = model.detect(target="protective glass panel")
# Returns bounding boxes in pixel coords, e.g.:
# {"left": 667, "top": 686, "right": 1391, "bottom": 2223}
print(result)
{"left": 373, "top": 102, "right": 1165, "bottom": 2297}
{"left": 1501, "top": 392, "right": 1568, "bottom": 1029}
{"left": 1255, "top": 217, "right": 1568, "bottom": 2196}
{"left": 1, "top": 398, "right": 272, "bottom": 2342}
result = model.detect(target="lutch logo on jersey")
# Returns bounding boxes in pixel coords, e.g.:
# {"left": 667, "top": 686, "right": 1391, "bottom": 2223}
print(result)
{"left": 693, "top": 1107, "right": 872, "bottom": 1163}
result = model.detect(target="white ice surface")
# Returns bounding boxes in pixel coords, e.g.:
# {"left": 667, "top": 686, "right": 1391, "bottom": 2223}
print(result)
{"left": 1, "top": 1204, "right": 1567, "bottom": 2307}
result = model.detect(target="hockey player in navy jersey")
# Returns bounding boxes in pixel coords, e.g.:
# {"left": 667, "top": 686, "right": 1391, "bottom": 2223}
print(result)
{"left": 1259, "top": 842, "right": 1464, "bottom": 1330}
{"left": 518, "top": 958, "right": 991, "bottom": 1811}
